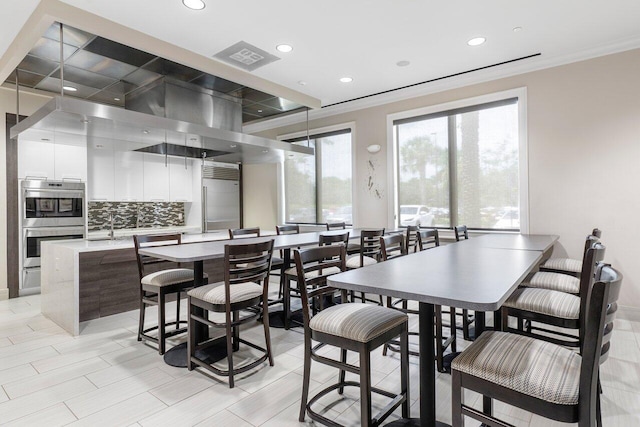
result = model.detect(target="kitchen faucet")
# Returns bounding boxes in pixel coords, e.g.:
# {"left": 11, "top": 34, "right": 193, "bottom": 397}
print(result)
{"left": 108, "top": 213, "right": 115, "bottom": 240}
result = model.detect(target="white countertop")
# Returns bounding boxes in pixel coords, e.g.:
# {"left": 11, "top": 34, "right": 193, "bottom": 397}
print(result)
{"left": 87, "top": 225, "right": 201, "bottom": 239}
{"left": 44, "top": 228, "right": 231, "bottom": 253}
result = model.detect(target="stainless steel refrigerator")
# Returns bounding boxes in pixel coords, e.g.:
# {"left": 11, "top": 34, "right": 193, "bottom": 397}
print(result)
{"left": 201, "top": 163, "right": 241, "bottom": 232}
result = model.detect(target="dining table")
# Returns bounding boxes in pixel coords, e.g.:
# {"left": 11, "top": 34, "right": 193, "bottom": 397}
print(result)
{"left": 327, "top": 233, "right": 558, "bottom": 427}
{"left": 138, "top": 229, "right": 368, "bottom": 366}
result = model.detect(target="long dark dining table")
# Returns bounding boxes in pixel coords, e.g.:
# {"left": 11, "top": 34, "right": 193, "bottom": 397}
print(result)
{"left": 138, "top": 229, "right": 367, "bottom": 365}
{"left": 327, "top": 233, "right": 557, "bottom": 427}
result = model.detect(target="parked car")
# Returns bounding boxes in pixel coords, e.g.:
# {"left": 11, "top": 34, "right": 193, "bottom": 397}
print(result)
{"left": 494, "top": 208, "right": 520, "bottom": 229}
{"left": 326, "top": 206, "right": 352, "bottom": 225}
{"left": 399, "top": 205, "right": 434, "bottom": 227}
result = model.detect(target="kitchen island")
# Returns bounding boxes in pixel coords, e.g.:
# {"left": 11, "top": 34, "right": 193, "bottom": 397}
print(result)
{"left": 41, "top": 229, "right": 231, "bottom": 335}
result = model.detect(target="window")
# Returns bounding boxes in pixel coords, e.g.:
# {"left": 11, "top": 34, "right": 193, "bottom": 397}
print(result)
{"left": 393, "top": 93, "right": 524, "bottom": 231}
{"left": 283, "top": 129, "right": 352, "bottom": 224}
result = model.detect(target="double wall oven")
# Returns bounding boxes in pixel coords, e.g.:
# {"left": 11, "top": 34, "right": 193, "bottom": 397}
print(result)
{"left": 21, "top": 180, "right": 85, "bottom": 293}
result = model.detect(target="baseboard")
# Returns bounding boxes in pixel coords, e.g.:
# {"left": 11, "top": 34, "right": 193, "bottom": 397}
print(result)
{"left": 0, "top": 288, "right": 8, "bottom": 301}
{"left": 618, "top": 305, "right": 640, "bottom": 322}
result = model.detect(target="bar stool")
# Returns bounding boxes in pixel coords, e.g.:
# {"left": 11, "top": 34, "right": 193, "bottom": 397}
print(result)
{"left": 453, "top": 225, "right": 474, "bottom": 340}
{"left": 295, "top": 245, "right": 410, "bottom": 426}
{"left": 405, "top": 225, "right": 420, "bottom": 253}
{"left": 133, "top": 234, "right": 207, "bottom": 355}
{"left": 187, "top": 239, "right": 274, "bottom": 388}
{"left": 539, "top": 228, "right": 601, "bottom": 277}
{"left": 346, "top": 229, "right": 384, "bottom": 305}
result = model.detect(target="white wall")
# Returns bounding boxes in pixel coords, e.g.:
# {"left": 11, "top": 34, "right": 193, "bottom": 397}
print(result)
{"left": 242, "top": 163, "right": 279, "bottom": 232}
{"left": 0, "top": 86, "right": 51, "bottom": 300}
{"left": 252, "top": 48, "right": 640, "bottom": 311}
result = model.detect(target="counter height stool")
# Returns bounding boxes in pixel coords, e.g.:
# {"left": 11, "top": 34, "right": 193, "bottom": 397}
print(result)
{"left": 326, "top": 221, "right": 360, "bottom": 254}
{"left": 187, "top": 239, "right": 275, "bottom": 388}
{"left": 405, "top": 225, "right": 420, "bottom": 253}
{"left": 539, "top": 229, "right": 602, "bottom": 278}
{"left": 295, "top": 245, "right": 410, "bottom": 426}
{"left": 346, "top": 229, "right": 385, "bottom": 305}
{"left": 133, "top": 234, "right": 207, "bottom": 355}
{"left": 452, "top": 263, "right": 622, "bottom": 427}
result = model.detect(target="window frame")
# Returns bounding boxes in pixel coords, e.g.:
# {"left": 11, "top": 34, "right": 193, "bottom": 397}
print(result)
{"left": 386, "top": 88, "right": 529, "bottom": 233}
{"left": 278, "top": 122, "right": 357, "bottom": 226}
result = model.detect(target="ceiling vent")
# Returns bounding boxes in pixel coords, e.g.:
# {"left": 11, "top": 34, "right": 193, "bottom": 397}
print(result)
{"left": 213, "top": 41, "right": 280, "bottom": 72}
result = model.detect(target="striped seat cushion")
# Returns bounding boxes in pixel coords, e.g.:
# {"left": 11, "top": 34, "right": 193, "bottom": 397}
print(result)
{"left": 187, "top": 282, "right": 262, "bottom": 304}
{"left": 452, "top": 331, "right": 580, "bottom": 405}
{"left": 503, "top": 288, "right": 579, "bottom": 319}
{"left": 285, "top": 266, "right": 341, "bottom": 278}
{"left": 345, "top": 255, "right": 378, "bottom": 269}
{"left": 309, "top": 303, "right": 407, "bottom": 343}
{"left": 524, "top": 272, "right": 580, "bottom": 294}
{"left": 542, "top": 257, "right": 582, "bottom": 273}
{"left": 141, "top": 268, "right": 206, "bottom": 287}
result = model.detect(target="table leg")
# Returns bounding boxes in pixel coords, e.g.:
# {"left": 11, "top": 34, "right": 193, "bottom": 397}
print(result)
{"left": 386, "top": 302, "right": 448, "bottom": 427}
{"left": 474, "top": 310, "right": 486, "bottom": 337}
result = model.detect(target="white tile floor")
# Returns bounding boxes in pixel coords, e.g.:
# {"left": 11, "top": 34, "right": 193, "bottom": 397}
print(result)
{"left": 1, "top": 292, "right": 640, "bottom": 426}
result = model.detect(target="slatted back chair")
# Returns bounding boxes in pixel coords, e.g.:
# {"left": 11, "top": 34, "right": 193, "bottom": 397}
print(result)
{"left": 452, "top": 263, "right": 623, "bottom": 427}
{"left": 229, "top": 227, "right": 260, "bottom": 239}
{"left": 380, "top": 233, "right": 407, "bottom": 261}
{"left": 187, "top": 239, "right": 274, "bottom": 388}
{"left": 346, "top": 229, "right": 384, "bottom": 269}
{"left": 418, "top": 229, "right": 440, "bottom": 251}
{"left": 405, "top": 225, "right": 420, "bottom": 253}
{"left": 502, "top": 242, "right": 606, "bottom": 348}
{"left": 133, "top": 234, "right": 203, "bottom": 355}
{"left": 319, "top": 231, "right": 350, "bottom": 246}
{"left": 454, "top": 225, "right": 469, "bottom": 241}
{"left": 276, "top": 224, "right": 300, "bottom": 235}
{"left": 541, "top": 233, "right": 601, "bottom": 278}
{"left": 294, "top": 245, "right": 410, "bottom": 426}
{"left": 326, "top": 222, "right": 346, "bottom": 231}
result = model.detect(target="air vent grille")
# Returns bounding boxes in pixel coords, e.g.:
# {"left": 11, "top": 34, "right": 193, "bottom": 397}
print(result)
{"left": 213, "top": 41, "right": 280, "bottom": 72}
{"left": 203, "top": 165, "right": 240, "bottom": 181}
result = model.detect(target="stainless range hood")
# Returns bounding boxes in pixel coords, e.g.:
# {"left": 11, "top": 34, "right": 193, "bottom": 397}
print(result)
{"left": 10, "top": 96, "right": 314, "bottom": 164}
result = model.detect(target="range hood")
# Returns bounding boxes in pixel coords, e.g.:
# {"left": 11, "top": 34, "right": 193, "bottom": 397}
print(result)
{"left": 10, "top": 96, "right": 314, "bottom": 164}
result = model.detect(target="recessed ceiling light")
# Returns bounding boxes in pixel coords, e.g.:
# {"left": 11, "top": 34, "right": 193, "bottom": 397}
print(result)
{"left": 396, "top": 60, "right": 410, "bottom": 67}
{"left": 513, "top": 27, "right": 523, "bottom": 32}
{"left": 63, "top": 86, "right": 77, "bottom": 92}
{"left": 339, "top": 77, "right": 353, "bottom": 83}
{"left": 298, "top": 80, "right": 307, "bottom": 86}
{"left": 114, "top": 97, "right": 121, "bottom": 101}
{"left": 262, "top": 149, "right": 269, "bottom": 153}
{"left": 276, "top": 44, "right": 293, "bottom": 53}
{"left": 182, "top": 0, "right": 205, "bottom": 10}
{"left": 467, "top": 37, "right": 486, "bottom": 46}
{"left": 230, "top": 144, "right": 237, "bottom": 148}
{"left": 142, "top": 129, "right": 150, "bottom": 134}
{"left": 80, "top": 119, "right": 90, "bottom": 124}
{"left": 257, "top": 109, "right": 263, "bottom": 113}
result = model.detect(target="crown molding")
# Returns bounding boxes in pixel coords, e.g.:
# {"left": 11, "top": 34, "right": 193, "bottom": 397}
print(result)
{"left": 243, "top": 35, "right": 640, "bottom": 135}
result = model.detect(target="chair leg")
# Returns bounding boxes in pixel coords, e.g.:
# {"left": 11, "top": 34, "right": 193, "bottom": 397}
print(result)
{"left": 283, "top": 277, "right": 291, "bottom": 330}
{"left": 338, "top": 349, "right": 347, "bottom": 394}
{"left": 597, "top": 376, "right": 603, "bottom": 427}
{"left": 435, "top": 305, "right": 444, "bottom": 372}
{"left": 483, "top": 395, "right": 493, "bottom": 417}
{"left": 299, "top": 336, "right": 312, "bottom": 422}
{"left": 462, "top": 309, "right": 471, "bottom": 341}
{"left": 400, "top": 327, "right": 410, "bottom": 418}
{"left": 359, "top": 349, "right": 372, "bottom": 426}
{"left": 262, "top": 295, "right": 274, "bottom": 366}
{"left": 383, "top": 296, "right": 392, "bottom": 356}
{"left": 450, "top": 307, "right": 457, "bottom": 353}
{"left": 158, "top": 292, "right": 166, "bottom": 355}
{"left": 225, "top": 311, "right": 235, "bottom": 388}
{"left": 501, "top": 307, "right": 509, "bottom": 332}
{"left": 175, "top": 291, "right": 180, "bottom": 331}
{"left": 451, "top": 370, "right": 463, "bottom": 427}
{"left": 232, "top": 311, "right": 240, "bottom": 352}
{"left": 187, "top": 296, "right": 196, "bottom": 371}
{"left": 137, "top": 294, "right": 145, "bottom": 342}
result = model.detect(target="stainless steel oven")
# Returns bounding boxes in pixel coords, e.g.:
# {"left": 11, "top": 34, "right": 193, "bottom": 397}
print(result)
{"left": 20, "top": 180, "right": 86, "bottom": 293}
{"left": 22, "top": 180, "right": 85, "bottom": 227}
{"left": 23, "top": 226, "right": 86, "bottom": 268}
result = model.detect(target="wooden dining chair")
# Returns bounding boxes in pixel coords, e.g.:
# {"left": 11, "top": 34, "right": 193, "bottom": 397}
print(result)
{"left": 295, "top": 245, "right": 410, "bottom": 426}
{"left": 228, "top": 227, "right": 261, "bottom": 239}
{"left": 275, "top": 224, "right": 300, "bottom": 298}
{"left": 453, "top": 225, "right": 474, "bottom": 340}
{"left": 133, "top": 234, "right": 207, "bottom": 355}
{"left": 325, "top": 221, "right": 346, "bottom": 231}
{"left": 418, "top": 228, "right": 440, "bottom": 251}
{"left": 187, "top": 239, "right": 274, "bottom": 388}
{"left": 405, "top": 225, "right": 420, "bottom": 253}
{"left": 539, "top": 229, "right": 602, "bottom": 278}
{"left": 452, "top": 263, "right": 622, "bottom": 427}
{"left": 380, "top": 233, "right": 407, "bottom": 261}
{"left": 522, "top": 234, "right": 600, "bottom": 295}
{"left": 346, "top": 229, "right": 385, "bottom": 305}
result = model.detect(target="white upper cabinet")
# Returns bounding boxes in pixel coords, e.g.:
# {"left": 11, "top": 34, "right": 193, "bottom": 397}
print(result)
{"left": 114, "top": 150, "right": 144, "bottom": 201}
{"left": 18, "top": 139, "right": 55, "bottom": 180}
{"left": 142, "top": 153, "right": 170, "bottom": 202}
{"left": 168, "top": 156, "right": 194, "bottom": 202}
{"left": 18, "top": 132, "right": 87, "bottom": 182}
{"left": 87, "top": 137, "right": 114, "bottom": 201}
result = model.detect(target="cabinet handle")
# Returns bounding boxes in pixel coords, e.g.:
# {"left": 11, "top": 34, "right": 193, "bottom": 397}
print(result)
{"left": 25, "top": 175, "right": 47, "bottom": 181}
{"left": 61, "top": 177, "right": 82, "bottom": 182}
{"left": 150, "top": 199, "right": 166, "bottom": 202}
{"left": 90, "top": 198, "right": 108, "bottom": 201}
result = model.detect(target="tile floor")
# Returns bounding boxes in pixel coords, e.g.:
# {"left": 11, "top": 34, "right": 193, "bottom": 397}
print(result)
{"left": 1, "top": 291, "right": 640, "bottom": 426}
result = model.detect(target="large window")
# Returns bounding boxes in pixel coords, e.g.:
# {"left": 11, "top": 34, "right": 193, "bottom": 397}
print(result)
{"left": 394, "top": 96, "right": 522, "bottom": 231}
{"left": 284, "top": 129, "right": 352, "bottom": 224}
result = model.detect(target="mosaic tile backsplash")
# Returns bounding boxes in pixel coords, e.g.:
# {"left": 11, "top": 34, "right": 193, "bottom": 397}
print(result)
{"left": 88, "top": 202, "right": 185, "bottom": 231}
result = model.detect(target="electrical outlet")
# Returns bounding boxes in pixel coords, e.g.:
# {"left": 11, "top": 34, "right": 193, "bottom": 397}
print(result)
{"left": 178, "top": 213, "right": 183, "bottom": 221}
